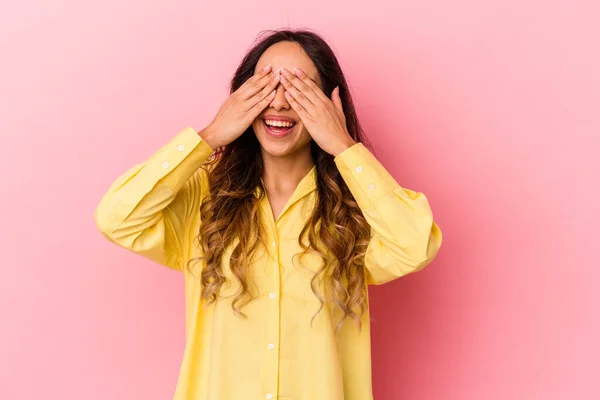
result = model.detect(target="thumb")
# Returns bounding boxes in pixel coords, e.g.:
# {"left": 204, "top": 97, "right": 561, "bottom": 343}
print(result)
{"left": 332, "top": 86, "right": 343, "bottom": 113}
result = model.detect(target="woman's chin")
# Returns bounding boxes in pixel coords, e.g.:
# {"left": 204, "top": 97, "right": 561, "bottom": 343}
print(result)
{"left": 259, "top": 139, "right": 297, "bottom": 157}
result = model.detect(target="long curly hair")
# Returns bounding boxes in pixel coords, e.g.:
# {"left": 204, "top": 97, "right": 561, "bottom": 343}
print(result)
{"left": 189, "top": 29, "right": 372, "bottom": 331}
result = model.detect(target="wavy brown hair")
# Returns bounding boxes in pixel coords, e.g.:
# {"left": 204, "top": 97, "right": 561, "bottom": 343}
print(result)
{"left": 188, "top": 29, "right": 373, "bottom": 331}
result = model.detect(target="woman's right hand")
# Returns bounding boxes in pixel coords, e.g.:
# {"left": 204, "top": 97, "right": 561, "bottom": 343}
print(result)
{"left": 199, "top": 64, "right": 280, "bottom": 149}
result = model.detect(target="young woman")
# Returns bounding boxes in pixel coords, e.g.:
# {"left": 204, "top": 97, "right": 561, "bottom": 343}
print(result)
{"left": 95, "top": 29, "right": 442, "bottom": 400}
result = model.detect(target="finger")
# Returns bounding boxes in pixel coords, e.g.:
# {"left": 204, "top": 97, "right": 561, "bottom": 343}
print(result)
{"left": 239, "top": 71, "right": 275, "bottom": 100}
{"left": 280, "top": 75, "right": 316, "bottom": 114}
{"left": 332, "top": 86, "right": 344, "bottom": 114}
{"left": 239, "top": 67, "right": 275, "bottom": 100}
{"left": 245, "top": 63, "right": 273, "bottom": 88}
{"left": 292, "top": 67, "right": 331, "bottom": 103}
{"left": 244, "top": 73, "right": 280, "bottom": 111}
{"left": 255, "top": 63, "right": 272, "bottom": 78}
{"left": 284, "top": 90, "right": 312, "bottom": 122}
{"left": 280, "top": 68, "right": 320, "bottom": 105}
{"left": 249, "top": 89, "right": 277, "bottom": 117}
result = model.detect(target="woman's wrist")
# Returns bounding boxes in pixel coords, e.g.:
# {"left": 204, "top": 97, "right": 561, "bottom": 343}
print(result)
{"left": 197, "top": 126, "right": 220, "bottom": 149}
{"left": 331, "top": 138, "right": 357, "bottom": 158}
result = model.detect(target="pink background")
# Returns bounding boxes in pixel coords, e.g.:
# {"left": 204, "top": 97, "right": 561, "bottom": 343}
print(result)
{"left": 1, "top": 1, "right": 598, "bottom": 399}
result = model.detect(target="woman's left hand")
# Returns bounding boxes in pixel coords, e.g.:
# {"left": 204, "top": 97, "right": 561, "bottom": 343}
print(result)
{"left": 279, "top": 67, "right": 356, "bottom": 157}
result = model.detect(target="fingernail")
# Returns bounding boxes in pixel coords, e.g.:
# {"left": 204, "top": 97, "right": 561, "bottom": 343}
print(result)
{"left": 281, "top": 68, "right": 290, "bottom": 75}
{"left": 294, "top": 67, "right": 303, "bottom": 77}
{"left": 263, "top": 64, "right": 271, "bottom": 72}
{"left": 280, "top": 75, "right": 288, "bottom": 83}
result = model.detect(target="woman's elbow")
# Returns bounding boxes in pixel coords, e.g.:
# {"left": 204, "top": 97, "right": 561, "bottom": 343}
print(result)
{"left": 367, "top": 222, "right": 443, "bottom": 285}
{"left": 93, "top": 197, "right": 122, "bottom": 241}
{"left": 424, "top": 221, "right": 442, "bottom": 263}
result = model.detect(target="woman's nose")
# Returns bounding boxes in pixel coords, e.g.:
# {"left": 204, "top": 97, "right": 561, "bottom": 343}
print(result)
{"left": 268, "top": 83, "right": 291, "bottom": 111}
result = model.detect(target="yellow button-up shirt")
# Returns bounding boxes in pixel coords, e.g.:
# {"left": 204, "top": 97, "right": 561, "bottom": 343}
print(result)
{"left": 94, "top": 127, "right": 442, "bottom": 400}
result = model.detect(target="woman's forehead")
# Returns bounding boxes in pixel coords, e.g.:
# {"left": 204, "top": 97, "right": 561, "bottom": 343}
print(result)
{"left": 255, "top": 41, "right": 322, "bottom": 87}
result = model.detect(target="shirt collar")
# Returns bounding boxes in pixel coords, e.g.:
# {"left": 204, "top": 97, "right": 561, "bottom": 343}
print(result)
{"left": 255, "top": 165, "right": 317, "bottom": 220}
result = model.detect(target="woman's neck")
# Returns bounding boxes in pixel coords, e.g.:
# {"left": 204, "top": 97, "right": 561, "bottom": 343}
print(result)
{"left": 260, "top": 148, "right": 315, "bottom": 196}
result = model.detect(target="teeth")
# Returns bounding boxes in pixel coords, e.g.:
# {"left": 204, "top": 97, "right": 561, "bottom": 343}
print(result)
{"left": 265, "top": 119, "right": 294, "bottom": 128}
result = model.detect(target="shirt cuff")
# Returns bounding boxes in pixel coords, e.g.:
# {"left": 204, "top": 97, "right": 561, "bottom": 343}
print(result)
{"left": 333, "top": 142, "right": 401, "bottom": 211}
{"left": 145, "top": 126, "right": 214, "bottom": 193}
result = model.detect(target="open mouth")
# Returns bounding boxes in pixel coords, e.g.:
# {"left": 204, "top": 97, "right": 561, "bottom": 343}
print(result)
{"left": 263, "top": 119, "right": 297, "bottom": 138}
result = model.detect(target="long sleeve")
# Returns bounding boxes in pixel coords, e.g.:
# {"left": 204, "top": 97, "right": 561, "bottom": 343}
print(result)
{"left": 94, "top": 127, "right": 214, "bottom": 271}
{"left": 334, "top": 142, "right": 442, "bottom": 285}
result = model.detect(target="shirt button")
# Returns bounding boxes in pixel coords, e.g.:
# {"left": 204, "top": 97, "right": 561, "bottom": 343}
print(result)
{"left": 368, "top": 183, "right": 376, "bottom": 190}
{"left": 177, "top": 144, "right": 185, "bottom": 151}
{"left": 162, "top": 161, "right": 170, "bottom": 169}
{"left": 355, "top": 166, "right": 363, "bottom": 173}
{"left": 266, "top": 394, "right": 273, "bottom": 399}
{"left": 267, "top": 343, "right": 275, "bottom": 350}
{"left": 269, "top": 292, "right": 276, "bottom": 299}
